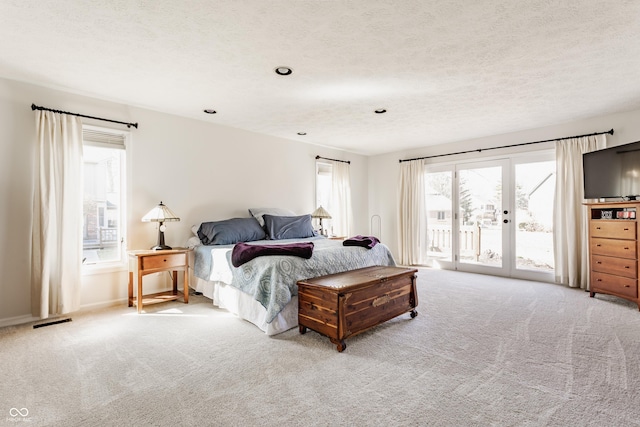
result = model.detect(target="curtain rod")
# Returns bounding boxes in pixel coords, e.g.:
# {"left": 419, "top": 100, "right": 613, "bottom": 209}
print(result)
{"left": 399, "top": 128, "right": 614, "bottom": 163}
{"left": 31, "top": 103, "right": 138, "bottom": 129}
{"left": 316, "top": 155, "right": 350, "bottom": 164}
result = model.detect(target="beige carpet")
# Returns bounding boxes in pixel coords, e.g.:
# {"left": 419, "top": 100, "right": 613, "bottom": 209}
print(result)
{"left": 2, "top": 268, "right": 640, "bottom": 427}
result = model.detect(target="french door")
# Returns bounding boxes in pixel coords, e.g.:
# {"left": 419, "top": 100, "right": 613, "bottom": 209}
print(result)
{"left": 424, "top": 153, "right": 555, "bottom": 281}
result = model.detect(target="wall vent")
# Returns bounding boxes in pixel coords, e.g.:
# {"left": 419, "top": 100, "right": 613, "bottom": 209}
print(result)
{"left": 33, "top": 318, "right": 72, "bottom": 329}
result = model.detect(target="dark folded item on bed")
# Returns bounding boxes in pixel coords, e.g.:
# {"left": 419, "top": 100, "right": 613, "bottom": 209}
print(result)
{"left": 231, "top": 241, "right": 314, "bottom": 267}
{"left": 343, "top": 235, "right": 380, "bottom": 249}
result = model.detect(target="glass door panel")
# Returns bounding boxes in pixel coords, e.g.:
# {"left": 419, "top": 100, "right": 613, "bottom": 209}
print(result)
{"left": 514, "top": 159, "right": 555, "bottom": 273}
{"left": 425, "top": 169, "right": 454, "bottom": 267}
{"left": 457, "top": 163, "right": 506, "bottom": 270}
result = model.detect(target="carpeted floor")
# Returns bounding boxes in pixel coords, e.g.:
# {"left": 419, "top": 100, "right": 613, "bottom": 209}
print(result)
{"left": 2, "top": 268, "right": 640, "bottom": 426}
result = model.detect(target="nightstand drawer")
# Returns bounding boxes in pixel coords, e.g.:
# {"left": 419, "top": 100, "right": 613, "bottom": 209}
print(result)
{"left": 141, "top": 253, "right": 186, "bottom": 270}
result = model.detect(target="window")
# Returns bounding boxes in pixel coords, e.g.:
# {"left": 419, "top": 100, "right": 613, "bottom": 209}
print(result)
{"left": 82, "top": 126, "right": 128, "bottom": 266}
{"left": 315, "top": 159, "right": 353, "bottom": 237}
{"left": 315, "top": 161, "right": 333, "bottom": 234}
{"left": 316, "top": 161, "right": 332, "bottom": 213}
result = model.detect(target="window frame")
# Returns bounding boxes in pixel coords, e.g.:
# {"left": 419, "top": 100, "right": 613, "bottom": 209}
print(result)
{"left": 315, "top": 160, "right": 333, "bottom": 211}
{"left": 81, "top": 125, "right": 130, "bottom": 274}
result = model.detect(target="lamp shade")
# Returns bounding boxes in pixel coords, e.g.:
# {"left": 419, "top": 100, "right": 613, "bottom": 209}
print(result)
{"left": 311, "top": 205, "right": 332, "bottom": 219}
{"left": 141, "top": 201, "right": 180, "bottom": 223}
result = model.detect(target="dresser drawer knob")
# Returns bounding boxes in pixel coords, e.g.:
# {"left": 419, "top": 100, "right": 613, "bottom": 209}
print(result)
{"left": 596, "top": 227, "right": 602, "bottom": 230}
{"left": 624, "top": 228, "right": 630, "bottom": 231}
{"left": 625, "top": 266, "right": 631, "bottom": 269}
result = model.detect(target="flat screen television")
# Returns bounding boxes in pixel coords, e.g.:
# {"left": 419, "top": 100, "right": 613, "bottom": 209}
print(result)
{"left": 583, "top": 140, "right": 640, "bottom": 200}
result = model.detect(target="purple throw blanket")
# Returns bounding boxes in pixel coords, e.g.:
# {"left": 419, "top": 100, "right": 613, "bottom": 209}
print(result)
{"left": 231, "top": 241, "right": 314, "bottom": 267}
{"left": 343, "top": 235, "right": 380, "bottom": 249}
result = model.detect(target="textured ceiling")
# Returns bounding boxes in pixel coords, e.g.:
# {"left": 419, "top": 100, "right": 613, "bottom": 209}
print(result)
{"left": 1, "top": 1, "right": 640, "bottom": 155}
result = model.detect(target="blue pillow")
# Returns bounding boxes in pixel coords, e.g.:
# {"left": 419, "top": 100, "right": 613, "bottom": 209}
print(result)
{"left": 248, "top": 207, "right": 296, "bottom": 227}
{"left": 263, "top": 214, "right": 316, "bottom": 240}
{"left": 197, "top": 217, "right": 266, "bottom": 245}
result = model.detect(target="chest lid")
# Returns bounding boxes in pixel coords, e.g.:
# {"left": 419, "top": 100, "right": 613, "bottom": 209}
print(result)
{"left": 298, "top": 265, "right": 417, "bottom": 291}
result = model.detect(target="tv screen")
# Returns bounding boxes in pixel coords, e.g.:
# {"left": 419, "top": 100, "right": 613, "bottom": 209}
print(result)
{"left": 583, "top": 140, "right": 640, "bottom": 200}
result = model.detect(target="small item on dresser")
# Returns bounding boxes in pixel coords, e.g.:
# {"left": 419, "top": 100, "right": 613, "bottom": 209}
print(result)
{"left": 600, "top": 210, "right": 613, "bottom": 219}
{"left": 343, "top": 235, "right": 380, "bottom": 249}
{"left": 231, "top": 241, "right": 314, "bottom": 267}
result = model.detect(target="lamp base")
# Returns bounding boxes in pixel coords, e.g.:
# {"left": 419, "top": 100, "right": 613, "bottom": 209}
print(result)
{"left": 150, "top": 244, "right": 172, "bottom": 251}
{"left": 151, "top": 225, "right": 171, "bottom": 250}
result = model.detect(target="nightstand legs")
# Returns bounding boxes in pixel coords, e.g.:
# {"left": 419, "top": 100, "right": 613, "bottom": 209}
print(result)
{"left": 137, "top": 270, "right": 144, "bottom": 313}
{"left": 128, "top": 271, "right": 133, "bottom": 307}
{"left": 128, "top": 269, "right": 189, "bottom": 312}
{"left": 183, "top": 269, "right": 189, "bottom": 304}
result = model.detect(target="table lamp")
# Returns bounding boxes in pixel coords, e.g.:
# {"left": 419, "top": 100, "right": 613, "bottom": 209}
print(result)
{"left": 311, "top": 206, "right": 332, "bottom": 236}
{"left": 142, "top": 201, "right": 180, "bottom": 250}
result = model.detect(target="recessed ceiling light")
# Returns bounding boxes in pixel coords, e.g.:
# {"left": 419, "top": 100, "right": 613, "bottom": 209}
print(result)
{"left": 297, "top": 132, "right": 307, "bottom": 136}
{"left": 203, "top": 109, "right": 217, "bottom": 114}
{"left": 275, "top": 67, "right": 293, "bottom": 76}
{"left": 374, "top": 109, "right": 387, "bottom": 114}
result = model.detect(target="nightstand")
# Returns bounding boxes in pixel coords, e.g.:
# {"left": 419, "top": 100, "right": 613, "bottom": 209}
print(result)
{"left": 127, "top": 248, "right": 191, "bottom": 313}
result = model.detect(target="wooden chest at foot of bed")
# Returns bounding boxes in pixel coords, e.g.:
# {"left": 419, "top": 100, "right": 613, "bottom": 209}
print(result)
{"left": 297, "top": 266, "right": 418, "bottom": 352}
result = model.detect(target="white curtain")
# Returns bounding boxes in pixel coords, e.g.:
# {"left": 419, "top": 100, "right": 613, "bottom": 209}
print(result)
{"left": 330, "top": 160, "right": 353, "bottom": 237}
{"left": 31, "top": 111, "right": 84, "bottom": 318}
{"left": 553, "top": 134, "right": 606, "bottom": 289}
{"left": 398, "top": 160, "right": 426, "bottom": 265}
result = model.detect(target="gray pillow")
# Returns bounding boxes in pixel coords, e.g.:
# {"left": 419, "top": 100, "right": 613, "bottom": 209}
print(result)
{"left": 248, "top": 207, "right": 296, "bottom": 227}
{"left": 263, "top": 214, "right": 316, "bottom": 240}
{"left": 197, "top": 217, "right": 266, "bottom": 245}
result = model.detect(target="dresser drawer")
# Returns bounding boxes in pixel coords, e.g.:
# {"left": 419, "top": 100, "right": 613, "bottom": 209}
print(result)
{"left": 590, "top": 221, "right": 636, "bottom": 240}
{"left": 591, "top": 254, "right": 637, "bottom": 279}
{"left": 591, "top": 271, "right": 638, "bottom": 299}
{"left": 141, "top": 253, "right": 186, "bottom": 270}
{"left": 590, "top": 238, "right": 637, "bottom": 259}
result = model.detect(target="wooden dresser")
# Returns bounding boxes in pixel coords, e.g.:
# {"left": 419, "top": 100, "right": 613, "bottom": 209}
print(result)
{"left": 586, "top": 201, "right": 640, "bottom": 310}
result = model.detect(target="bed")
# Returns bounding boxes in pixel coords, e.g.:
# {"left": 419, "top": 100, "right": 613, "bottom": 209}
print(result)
{"left": 187, "top": 209, "right": 397, "bottom": 335}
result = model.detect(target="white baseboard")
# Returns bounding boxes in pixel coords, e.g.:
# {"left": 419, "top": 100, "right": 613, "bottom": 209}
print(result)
{"left": 78, "top": 298, "right": 127, "bottom": 312}
{"left": 0, "top": 314, "right": 39, "bottom": 328}
{"left": 1, "top": 290, "right": 176, "bottom": 328}
{"left": 0, "top": 299, "right": 127, "bottom": 329}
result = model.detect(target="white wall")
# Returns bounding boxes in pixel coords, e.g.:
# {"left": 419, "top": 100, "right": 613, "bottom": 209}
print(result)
{"left": 0, "top": 77, "right": 368, "bottom": 326}
{"left": 369, "top": 108, "right": 640, "bottom": 258}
